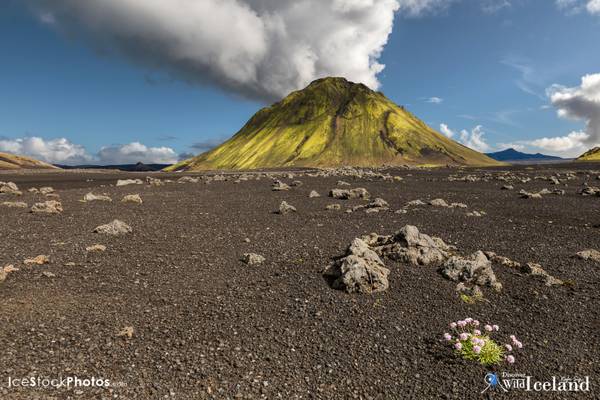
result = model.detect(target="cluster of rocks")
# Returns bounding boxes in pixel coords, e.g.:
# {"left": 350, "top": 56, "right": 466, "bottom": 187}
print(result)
{"left": 326, "top": 226, "right": 504, "bottom": 295}
{"left": 362, "top": 225, "right": 453, "bottom": 267}
{"left": 2, "top": 201, "right": 27, "bottom": 208}
{"left": 31, "top": 200, "right": 63, "bottom": 214}
{"left": 325, "top": 224, "right": 568, "bottom": 295}
{"left": 177, "top": 176, "right": 199, "bottom": 184}
{"left": 519, "top": 188, "right": 564, "bottom": 199}
{"left": 484, "top": 252, "right": 563, "bottom": 286}
{"left": 0, "top": 181, "right": 21, "bottom": 195}
{"left": 428, "top": 198, "right": 468, "bottom": 208}
{"left": 329, "top": 188, "right": 370, "bottom": 200}
{"left": 578, "top": 185, "right": 599, "bottom": 196}
{"left": 310, "top": 166, "right": 403, "bottom": 181}
{"left": 351, "top": 198, "right": 389, "bottom": 214}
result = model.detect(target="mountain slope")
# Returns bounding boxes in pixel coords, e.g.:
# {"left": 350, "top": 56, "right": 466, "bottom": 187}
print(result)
{"left": 486, "top": 148, "right": 564, "bottom": 163}
{"left": 168, "top": 77, "right": 501, "bottom": 171}
{"left": 577, "top": 147, "right": 600, "bottom": 161}
{"left": 0, "top": 152, "right": 59, "bottom": 170}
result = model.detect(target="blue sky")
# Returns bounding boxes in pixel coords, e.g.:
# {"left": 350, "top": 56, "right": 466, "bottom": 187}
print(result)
{"left": 0, "top": 0, "right": 599, "bottom": 164}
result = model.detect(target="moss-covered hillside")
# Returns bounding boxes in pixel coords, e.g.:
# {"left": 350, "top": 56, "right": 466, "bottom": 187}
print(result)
{"left": 577, "top": 147, "right": 600, "bottom": 161}
{"left": 167, "top": 77, "right": 502, "bottom": 171}
{"left": 0, "top": 152, "right": 58, "bottom": 170}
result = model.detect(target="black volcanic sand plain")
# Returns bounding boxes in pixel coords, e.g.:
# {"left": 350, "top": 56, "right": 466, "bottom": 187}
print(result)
{"left": 0, "top": 164, "right": 599, "bottom": 399}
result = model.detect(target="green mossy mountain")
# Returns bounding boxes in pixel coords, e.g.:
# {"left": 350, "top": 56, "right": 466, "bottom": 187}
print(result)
{"left": 577, "top": 147, "right": 600, "bottom": 161}
{"left": 168, "top": 77, "right": 502, "bottom": 171}
{"left": 0, "top": 152, "right": 58, "bottom": 170}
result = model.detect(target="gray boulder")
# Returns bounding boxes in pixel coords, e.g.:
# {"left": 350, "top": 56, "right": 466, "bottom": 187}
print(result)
{"left": 440, "top": 251, "right": 502, "bottom": 291}
{"left": 323, "top": 238, "right": 390, "bottom": 294}
{"left": 93, "top": 220, "right": 132, "bottom": 236}
{"left": 277, "top": 201, "right": 297, "bottom": 214}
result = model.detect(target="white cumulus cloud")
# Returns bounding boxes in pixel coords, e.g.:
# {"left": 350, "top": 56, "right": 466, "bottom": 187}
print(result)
{"left": 97, "top": 142, "right": 178, "bottom": 164}
{"left": 459, "top": 125, "right": 491, "bottom": 152}
{"left": 528, "top": 131, "right": 589, "bottom": 154}
{"left": 439, "top": 123, "right": 491, "bottom": 152}
{"left": 556, "top": 0, "right": 600, "bottom": 15}
{"left": 547, "top": 73, "right": 600, "bottom": 148}
{"left": 0, "top": 137, "right": 92, "bottom": 164}
{"left": 426, "top": 96, "right": 443, "bottom": 104}
{"left": 439, "top": 123, "right": 454, "bottom": 138}
{"left": 26, "top": 0, "right": 425, "bottom": 102}
{"left": 0, "top": 137, "right": 179, "bottom": 165}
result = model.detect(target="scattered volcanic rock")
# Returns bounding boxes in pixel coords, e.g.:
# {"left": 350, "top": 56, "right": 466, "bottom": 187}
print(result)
{"left": 466, "top": 211, "right": 486, "bottom": 217}
{"left": 484, "top": 252, "right": 522, "bottom": 269}
{"left": 0, "top": 181, "right": 21, "bottom": 195}
{"left": 277, "top": 201, "right": 297, "bottom": 215}
{"left": 406, "top": 199, "right": 426, "bottom": 207}
{"left": 116, "top": 179, "right": 143, "bottom": 187}
{"left": 24, "top": 255, "right": 50, "bottom": 265}
{"left": 0, "top": 265, "right": 19, "bottom": 283}
{"left": 501, "top": 185, "right": 514, "bottom": 190}
{"left": 352, "top": 198, "right": 390, "bottom": 213}
{"left": 323, "top": 238, "right": 390, "bottom": 294}
{"left": 93, "top": 220, "right": 133, "bottom": 236}
{"left": 39, "top": 187, "right": 55, "bottom": 195}
{"left": 2, "top": 201, "right": 27, "bottom": 208}
{"left": 329, "top": 188, "right": 370, "bottom": 200}
{"left": 84, "top": 193, "right": 112, "bottom": 202}
{"left": 576, "top": 249, "right": 600, "bottom": 263}
{"left": 122, "top": 194, "right": 143, "bottom": 204}
{"left": 146, "top": 176, "right": 165, "bottom": 186}
{"left": 30, "top": 200, "right": 63, "bottom": 214}
{"left": 440, "top": 251, "right": 502, "bottom": 291}
{"left": 519, "top": 189, "right": 542, "bottom": 199}
{"left": 272, "top": 181, "right": 291, "bottom": 191}
{"left": 337, "top": 180, "right": 351, "bottom": 186}
{"left": 308, "top": 190, "right": 320, "bottom": 198}
{"left": 429, "top": 198, "right": 449, "bottom": 207}
{"left": 325, "top": 204, "right": 341, "bottom": 211}
{"left": 522, "top": 263, "right": 563, "bottom": 286}
{"left": 362, "top": 225, "right": 452, "bottom": 267}
{"left": 86, "top": 244, "right": 107, "bottom": 252}
{"left": 118, "top": 326, "right": 135, "bottom": 339}
{"left": 178, "top": 176, "right": 199, "bottom": 184}
{"left": 579, "top": 186, "right": 599, "bottom": 196}
{"left": 240, "top": 253, "right": 265, "bottom": 265}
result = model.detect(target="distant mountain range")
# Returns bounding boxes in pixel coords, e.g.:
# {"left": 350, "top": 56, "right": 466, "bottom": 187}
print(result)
{"left": 485, "top": 148, "right": 566, "bottom": 163}
{"left": 56, "top": 162, "right": 170, "bottom": 172}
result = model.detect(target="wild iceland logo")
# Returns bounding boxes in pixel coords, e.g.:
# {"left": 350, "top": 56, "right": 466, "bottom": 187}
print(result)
{"left": 481, "top": 372, "right": 591, "bottom": 394}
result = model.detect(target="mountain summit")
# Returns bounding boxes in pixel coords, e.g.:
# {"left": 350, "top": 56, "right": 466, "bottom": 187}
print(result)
{"left": 168, "top": 77, "right": 500, "bottom": 171}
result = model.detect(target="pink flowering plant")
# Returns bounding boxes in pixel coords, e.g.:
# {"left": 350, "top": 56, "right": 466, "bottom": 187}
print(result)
{"left": 443, "top": 318, "right": 523, "bottom": 366}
